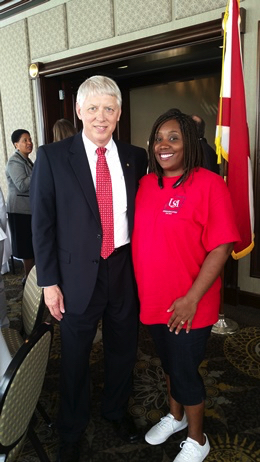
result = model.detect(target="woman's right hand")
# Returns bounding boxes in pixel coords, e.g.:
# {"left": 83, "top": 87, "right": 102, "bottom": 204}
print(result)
{"left": 167, "top": 295, "right": 197, "bottom": 334}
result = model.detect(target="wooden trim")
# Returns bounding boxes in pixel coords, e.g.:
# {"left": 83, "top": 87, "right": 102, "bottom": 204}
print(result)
{"left": 224, "top": 287, "right": 260, "bottom": 309}
{"left": 238, "top": 290, "right": 260, "bottom": 309}
{"left": 250, "top": 22, "right": 260, "bottom": 278}
{"left": 0, "top": 0, "right": 48, "bottom": 18}
{"left": 39, "top": 75, "right": 63, "bottom": 144}
{"left": 0, "top": 0, "right": 30, "bottom": 12}
{"left": 38, "top": 19, "right": 222, "bottom": 76}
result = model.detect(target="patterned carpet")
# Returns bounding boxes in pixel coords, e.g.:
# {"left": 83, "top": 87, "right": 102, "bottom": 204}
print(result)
{"left": 3, "top": 262, "right": 260, "bottom": 462}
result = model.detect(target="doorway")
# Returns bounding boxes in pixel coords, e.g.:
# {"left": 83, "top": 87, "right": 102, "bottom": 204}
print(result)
{"left": 38, "top": 19, "right": 223, "bottom": 144}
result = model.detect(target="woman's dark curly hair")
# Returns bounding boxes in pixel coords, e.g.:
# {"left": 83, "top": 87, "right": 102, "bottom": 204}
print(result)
{"left": 148, "top": 108, "right": 203, "bottom": 186}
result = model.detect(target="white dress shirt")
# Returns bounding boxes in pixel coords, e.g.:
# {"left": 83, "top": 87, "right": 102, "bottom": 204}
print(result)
{"left": 82, "top": 133, "right": 129, "bottom": 248}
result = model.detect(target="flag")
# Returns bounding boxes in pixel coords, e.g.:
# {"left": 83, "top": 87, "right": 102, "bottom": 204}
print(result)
{"left": 215, "top": 0, "right": 254, "bottom": 259}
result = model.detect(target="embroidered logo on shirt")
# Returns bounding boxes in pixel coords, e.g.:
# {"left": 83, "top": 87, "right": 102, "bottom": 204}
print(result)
{"left": 163, "top": 196, "right": 186, "bottom": 215}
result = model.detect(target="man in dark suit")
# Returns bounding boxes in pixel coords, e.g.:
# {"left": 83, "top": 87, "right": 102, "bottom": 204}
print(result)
{"left": 191, "top": 114, "right": 220, "bottom": 174}
{"left": 30, "top": 76, "right": 148, "bottom": 462}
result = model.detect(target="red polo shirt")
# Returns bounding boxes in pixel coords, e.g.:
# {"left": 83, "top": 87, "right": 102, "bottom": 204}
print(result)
{"left": 132, "top": 169, "right": 240, "bottom": 329}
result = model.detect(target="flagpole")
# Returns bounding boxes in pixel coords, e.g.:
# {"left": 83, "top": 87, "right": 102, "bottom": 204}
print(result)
{"left": 211, "top": 272, "right": 239, "bottom": 335}
{"left": 212, "top": 0, "right": 254, "bottom": 334}
{"left": 211, "top": 160, "right": 239, "bottom": 335}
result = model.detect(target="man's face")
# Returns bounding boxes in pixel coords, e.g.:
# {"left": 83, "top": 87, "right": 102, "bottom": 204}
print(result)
{"left": 76, "top": 94, "right": 121, "bottom": 147}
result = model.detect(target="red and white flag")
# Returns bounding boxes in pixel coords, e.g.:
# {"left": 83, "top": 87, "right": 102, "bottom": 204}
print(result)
{"left": 215, "top": 0, "right": 254, "bottom": 259}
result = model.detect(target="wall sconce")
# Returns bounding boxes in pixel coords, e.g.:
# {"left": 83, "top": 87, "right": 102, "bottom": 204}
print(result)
{"left": 29, "top": 62, "right": 40, "bottom": 79}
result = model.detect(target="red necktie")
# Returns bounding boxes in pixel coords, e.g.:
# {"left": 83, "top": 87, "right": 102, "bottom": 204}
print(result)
{"left": 96, "top": 147, "right": 114, "bottom": 259}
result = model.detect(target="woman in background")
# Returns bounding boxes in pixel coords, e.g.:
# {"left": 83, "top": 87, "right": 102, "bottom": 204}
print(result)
{"left": 53, "top": 118, "right": 77, "bottom": 142}
{"left": 5, "top": 129, "right": 34, "bottom": 285}
{"left": 132, "top": 109, "right": 240, "bottom": 462}
{"left": 0, "top": 185, "right": 9, "bottom": 327}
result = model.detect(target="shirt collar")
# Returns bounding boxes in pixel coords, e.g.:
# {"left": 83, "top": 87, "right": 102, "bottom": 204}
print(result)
{"left": 82, "top": 132, "right": 113, "bottom": 157}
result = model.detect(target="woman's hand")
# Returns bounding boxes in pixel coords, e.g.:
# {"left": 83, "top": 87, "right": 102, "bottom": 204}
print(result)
{"left": 167, "top": 243, "right": 234, "bottom": 335}
{"left": 167, "top": 295, "right": 197, "bottom": 334}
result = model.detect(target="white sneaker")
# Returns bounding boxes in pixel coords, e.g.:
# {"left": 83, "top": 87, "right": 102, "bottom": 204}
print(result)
{"left": 145, "top": 413, "right": 188, "bottom": 445}
{"left": 173, "top": 434, "right": 210, "bottom": 462}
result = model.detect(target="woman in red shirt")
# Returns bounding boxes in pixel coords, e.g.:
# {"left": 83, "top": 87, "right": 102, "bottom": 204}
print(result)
{"left": 132, "top": 108, "right": 240, "bottom": 462}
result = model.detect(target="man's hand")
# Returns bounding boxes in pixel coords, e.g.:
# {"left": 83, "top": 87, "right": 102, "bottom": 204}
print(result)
{"left": 44, "top": 285, "right": 65, "bottom": 321}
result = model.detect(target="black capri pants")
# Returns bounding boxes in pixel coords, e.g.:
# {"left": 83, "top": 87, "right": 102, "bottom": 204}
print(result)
{"left": 149, "top": 324, "right": 212, "bottom": 406}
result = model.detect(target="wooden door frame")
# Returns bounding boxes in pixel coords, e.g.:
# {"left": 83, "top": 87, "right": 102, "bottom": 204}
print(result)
{"left": 250, "top": 22, "right": 260, "bottom": 279}
{"left": 37, "top": 19, "right": 223, "bottom": 143}
{"left": 38, "top": 19, "right": 223, "bottom": 77}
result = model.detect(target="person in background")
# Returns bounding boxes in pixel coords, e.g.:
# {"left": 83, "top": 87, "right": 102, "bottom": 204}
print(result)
{"left": 191, "top": 114, "right": 219, "bottom": 174}
{"left": 5, "top": 130, "right": 34, "bottom": 285}
{"left": 0, "top": 185, "right": 9, "bottom": 328}
{"left": 30, "top": 75, "right": 148, "bottom": 462}
{"left": 132, "top": 108, "right": 240, "bottom": 462}
{"left": 53, "top": 118, "right": 77, "bottom": 142}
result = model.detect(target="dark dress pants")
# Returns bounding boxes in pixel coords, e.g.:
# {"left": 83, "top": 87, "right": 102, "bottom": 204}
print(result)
{"left": 57, "top": 245, "right": 139, "bottom": 442}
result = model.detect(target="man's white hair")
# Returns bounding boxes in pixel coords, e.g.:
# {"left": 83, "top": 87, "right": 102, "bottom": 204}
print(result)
{"left": 76, "top": 75, "right": 122, "bottom": 108}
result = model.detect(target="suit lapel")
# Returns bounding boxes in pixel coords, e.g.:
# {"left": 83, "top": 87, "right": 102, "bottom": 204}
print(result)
{"left": 68, "top": 132, "right": 100, "bottom": 225}
{"left": 116, "top": 140, "right": 136, "bottom": 234}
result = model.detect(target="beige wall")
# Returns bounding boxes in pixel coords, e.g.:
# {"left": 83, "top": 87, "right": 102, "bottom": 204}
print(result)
{"left": 0, "top": 0, "right": 259, "bottom": 294}
{"left": 130, "top": 76, "right": 220, "bottom": 151}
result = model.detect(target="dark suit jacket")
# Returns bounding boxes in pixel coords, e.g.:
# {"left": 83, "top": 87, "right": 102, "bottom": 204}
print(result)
{"left": 200, "top": 138, "right": 220, "bottom": 175}
{"left": 30, "top": 132, "right": 148, "bottom": 314}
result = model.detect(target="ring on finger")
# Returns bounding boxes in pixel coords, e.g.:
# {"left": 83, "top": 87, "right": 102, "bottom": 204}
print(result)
{"left": 180, "top": 321, "right": 185, "bottom": 325}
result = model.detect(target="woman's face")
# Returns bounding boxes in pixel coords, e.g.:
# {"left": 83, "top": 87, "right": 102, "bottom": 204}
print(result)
{"left": 154, "top": 119, "right": 184, "bottom": 177}
{"left": 15, "top": 133, "right": 33, "bottom": 157}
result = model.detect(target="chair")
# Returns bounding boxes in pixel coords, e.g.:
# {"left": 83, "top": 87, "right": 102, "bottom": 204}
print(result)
{"left": 1, "top": 265, "right": 46, "bottom": 356}
{"left": 0, "top": 323, "right": 53, "bottom": 462}
{"left": 1, "top": 266, "right": 53, "bottom": 428}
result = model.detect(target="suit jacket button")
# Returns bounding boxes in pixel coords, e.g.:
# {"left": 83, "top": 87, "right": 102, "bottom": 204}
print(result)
{"left": 97, "top": 234, "right": 101, "bottom": 239}
{"left": 92, "top": 260, "right": 99, "bottom": 264}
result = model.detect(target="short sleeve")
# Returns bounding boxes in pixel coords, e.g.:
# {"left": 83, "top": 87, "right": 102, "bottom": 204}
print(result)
{"left": 201, "top": 176, "right": 241, "bottom": 252}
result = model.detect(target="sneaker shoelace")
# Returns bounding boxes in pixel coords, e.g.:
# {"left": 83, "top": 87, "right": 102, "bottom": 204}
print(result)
{"left": 157, "top": 415, "right": 173, "bottom": 429}
{"left": 179, "top": 439, "right": 202, "bottom": 460}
